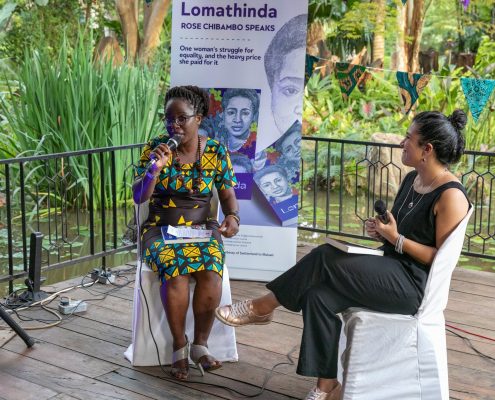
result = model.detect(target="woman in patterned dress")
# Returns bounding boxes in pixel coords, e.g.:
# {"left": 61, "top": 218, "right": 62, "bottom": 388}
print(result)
{"left": 133, "top": 86, "right": 239, "bottom": 380}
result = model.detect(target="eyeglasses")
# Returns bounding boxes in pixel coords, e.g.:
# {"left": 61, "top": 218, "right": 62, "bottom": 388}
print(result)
{"left": 165, "top": 115, "right": 196, "bottom": 126}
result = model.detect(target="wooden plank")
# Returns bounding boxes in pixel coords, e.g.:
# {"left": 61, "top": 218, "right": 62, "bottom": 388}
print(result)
{"left": 449, "top": 383, "right": 495, "bottom": 399}
{"left": 0, "top": 349, "right": 153, "bottom": 400}
{"left": 133, "top": 365, "right": 297, "bottom": 400}
{"left": 447, "top": 298, "right": 495, "bottom": 320}
{"left": 235, "top": 343, "right": 307, "bottom": 379}
{"left": 0, "top": 329, "right": 15, "bottom": 348}
{"left": 19, "top": 326, "right": 131, "bottom": 370}
{"left": 31, "top": 321, "right": 302, "bottom": 400}
{"left": 59, "top": 316, "right": 132, "bottom": 347}
{"left": 70, "top": 301, "right": 132, "bottom": 331}
{"left": 83, "top": 284, "right": 135, "bottom": 302}
{"left": 230, "top": 280, "right": 268, "bottom": 298}
{"left": 448, "top": 291, "right": 495, "bottom": 309}
{"left": 449, "top": 280, "right": 495, "bottom": 298}
{"left": 234, "top": 322, "right": 302, "bottom": 357}
{"left": 209, "top": 359, "right": 312, "bottom": 399}
{"left": 0, "top": 370, "right": 58, "bottom": 400}
{"left": 3, "top": 335, "right": 119, "bottom": 379}
{"left": 447, "top": 349, "right": 495, "bottom": 375}
{"left": 19, "top": 262, "right": 495, "bottom": 400}
{"left": 445, "top": 309, "right": 495, "bottom": 332}
{"left": 446, "top": 334, "right": 495, "bottom": 359}
{"left": 451, "top": 268, "right": 495, "bottom": 287}
{"left": 449, "top": 388, "right": 491, "bottom": 400}
{"left": 96, "top": 368, "right": 220, "bottom": 400}
{"left": 449, "top": 365, "right": 495, "bottom": 399}
{"left": 446, "top": 322, "right": 495, "bottom": 346}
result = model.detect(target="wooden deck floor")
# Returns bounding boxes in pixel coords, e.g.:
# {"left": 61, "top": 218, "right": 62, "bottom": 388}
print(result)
{"left": 1, "top": 244, "right": 494, "bottom": 400}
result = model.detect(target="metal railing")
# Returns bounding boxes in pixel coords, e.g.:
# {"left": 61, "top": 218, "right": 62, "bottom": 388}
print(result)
{"left": 0, "top": 138, "right": 493, "bottom": 294}
{"left": 298, "top": 136, "right": 495, "bottom": 261}
{"left": 0, "top": 144, "right": 142, "bottom": 293}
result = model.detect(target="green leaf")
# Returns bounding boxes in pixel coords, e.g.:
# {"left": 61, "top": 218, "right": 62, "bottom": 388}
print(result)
{"left": 0, "top": 2, "right": 17, "bottom": 26}
{"left": 35, "top": 0, "right": 50, "bottom": 6}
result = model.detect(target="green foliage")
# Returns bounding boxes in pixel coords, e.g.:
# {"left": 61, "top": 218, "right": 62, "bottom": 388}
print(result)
{"left": 305, "top": 54, "right": 495, "bottom": 153}
{"left": 473, "top": 36, "right": 495, "bottom": 78}
{"left": 304, "top": 71, "right": 404, "bottom": 140}
{"left": 0, "top": 33, "right": 166, "bottom": 208}
{"left": 457, "top": 0, "right": 495, "bottom": 53}
{"left": 0, "top": 0, "right": 82, "bottom": 63}
{"left": 421, "top": 0, "right": 458, "bottom": 52}
{"left": 308, "top": 0, "right": 347, "bottom": 23}
{"left": 0, "top": 2, "right": 16, "bottom": 29}
{"left": 336, "top": 3, "right": 379, "bottom": 41}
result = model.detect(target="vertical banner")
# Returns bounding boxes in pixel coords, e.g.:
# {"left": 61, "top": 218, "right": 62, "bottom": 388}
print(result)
{"left": 171, "top": 1, "right": 309, "bottom": 281}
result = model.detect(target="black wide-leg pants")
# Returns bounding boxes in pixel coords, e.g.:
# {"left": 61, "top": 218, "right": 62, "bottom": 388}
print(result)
{"left": 266, "top": 244, "right": 425, "bottom": 379}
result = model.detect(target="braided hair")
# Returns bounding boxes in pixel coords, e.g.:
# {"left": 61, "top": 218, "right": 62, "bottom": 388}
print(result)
{"left": 164, "top": 85, "right": 209, "bottom": 116}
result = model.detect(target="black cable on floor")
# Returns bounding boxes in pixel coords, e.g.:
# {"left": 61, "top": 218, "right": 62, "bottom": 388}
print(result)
{"left": 446, "top": 328, "right": 495, "bottom": 363}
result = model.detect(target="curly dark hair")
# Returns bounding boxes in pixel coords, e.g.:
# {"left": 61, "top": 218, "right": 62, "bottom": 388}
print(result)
{"left": 221, "top": 88, "right": 260, "bottom": 117}
{"left": 164, "top": 85, "right": 210, "bottom": 116}
{"left": 413, "top": 109, "right": 467, "bottom": 165}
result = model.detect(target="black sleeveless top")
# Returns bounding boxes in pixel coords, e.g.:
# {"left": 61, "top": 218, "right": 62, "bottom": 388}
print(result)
{"left": 382, "top": 170, "right": 469, "bottom": 292}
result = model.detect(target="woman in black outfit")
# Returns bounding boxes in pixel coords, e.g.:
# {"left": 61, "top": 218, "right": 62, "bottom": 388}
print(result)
{"left": 215, "top": 110, "right": 470, "bottom": 400}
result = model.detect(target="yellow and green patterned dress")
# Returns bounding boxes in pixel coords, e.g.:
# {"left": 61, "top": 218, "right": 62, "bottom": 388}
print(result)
{"left": 136, "top": 135, "right": 237, "bottom": 283}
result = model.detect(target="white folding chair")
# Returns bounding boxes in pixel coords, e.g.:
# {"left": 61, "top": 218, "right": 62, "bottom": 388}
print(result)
{"left": 124, "top": 199, "right": 238, "bottom": 366}
{"left": 338, "top": 206, "right": 473, "bottom": 400}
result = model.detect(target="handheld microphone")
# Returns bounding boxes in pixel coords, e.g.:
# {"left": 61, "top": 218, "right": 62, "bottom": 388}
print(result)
{"left": 166, "top": 135, "right": 182, "bottom": 151}
{"left": 147, "top": 135, "right": 183, "bottom": 172}
{"left": 374, "top": 199, "right": 390, "bottom": 224}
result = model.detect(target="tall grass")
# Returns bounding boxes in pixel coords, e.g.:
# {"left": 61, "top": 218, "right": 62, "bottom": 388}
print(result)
{"left": 0, "top": 34, "right": 165, "bottom": 209}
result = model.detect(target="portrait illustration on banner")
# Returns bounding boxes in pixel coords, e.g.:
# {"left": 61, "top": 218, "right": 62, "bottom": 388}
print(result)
{"left": 200, "top": 87, "right": 261, "bottom": 200}
{"left": 252, "top": 13, "right": 307, "bottom": 226}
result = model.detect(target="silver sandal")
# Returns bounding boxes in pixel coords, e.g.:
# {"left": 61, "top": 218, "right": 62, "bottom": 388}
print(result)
{"left": 170, "top": 337, "right": 190, "bottom": 380}
{"left": 190, "top": 343, "right": 222, "bottom": 376}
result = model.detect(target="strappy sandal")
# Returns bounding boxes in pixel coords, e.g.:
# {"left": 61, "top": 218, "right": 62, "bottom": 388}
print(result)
{"left": 170, "top": 338, "right": 190, "bottom": 380}
{"left": 305, "top": 383, "right": 342, "bottom": 400}
{"left": 190, "top": 343, "right": 222, "bottom": 376}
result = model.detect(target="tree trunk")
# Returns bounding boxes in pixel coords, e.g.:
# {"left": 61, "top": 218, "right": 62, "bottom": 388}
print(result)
{"left": 116, "top": 0, "right": 140, "bottom": 62}
{"left": 93, "top": 36, "right": 124, "bottom": 67}
{"left": 392, "top": 4, "right": 406, "bottom": 71}
{"left": 95, "top": 1, "right": 172, "bottom": 66}
{"left": 372, "top": 0, "right": 385, "bottom": 67}
{"left": 407, "top": 0, "right": 425, "bottom": 72}
{"left": 143, "top": 0, "right": 153, "bottom": 31}
{"left": 139, "top": 0, "right": 171, "bottom": 64}
{"left": 395, "top": 0, "right": 426, "bottom": 72}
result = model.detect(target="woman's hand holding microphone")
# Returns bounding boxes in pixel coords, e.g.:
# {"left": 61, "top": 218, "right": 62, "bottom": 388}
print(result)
{"left": 148, "top": 143, "right": 172, "bottom": 175}
{"left": 365, "top": 200, "right": 400, "bottom": 246}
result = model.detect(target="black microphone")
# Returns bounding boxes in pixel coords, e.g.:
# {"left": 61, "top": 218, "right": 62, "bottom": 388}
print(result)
{"left": 147, "top": 135, "right": 183, "bottom": 172}
{"left": 374, "top": 199, "right": 390, "bottom": 224}
{"left": 166, "top": 135, "right": 183, "bottom": 151}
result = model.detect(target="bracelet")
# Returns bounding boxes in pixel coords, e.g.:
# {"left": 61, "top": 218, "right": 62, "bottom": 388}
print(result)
{"left": 148, "top": 161, "right": 159, "bottom": 175}
{"left": 395, "top": 234, "right": 405, "bottom": 254}
{"left": 145, "top": 171, "right": 159, "bottom": 180}
{"left": 225, "top": 213, "right": 240, "bottom": 226}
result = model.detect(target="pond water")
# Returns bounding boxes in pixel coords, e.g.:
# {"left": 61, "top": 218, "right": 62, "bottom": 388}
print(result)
{"left": 0, "top": 207, "right": 136, "bottom": 297}
{"left": 1, "top": 191, "right": 493, "bottom": 297}
{"left": 297, "top": 191, "right": 495, "bottom": 274}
